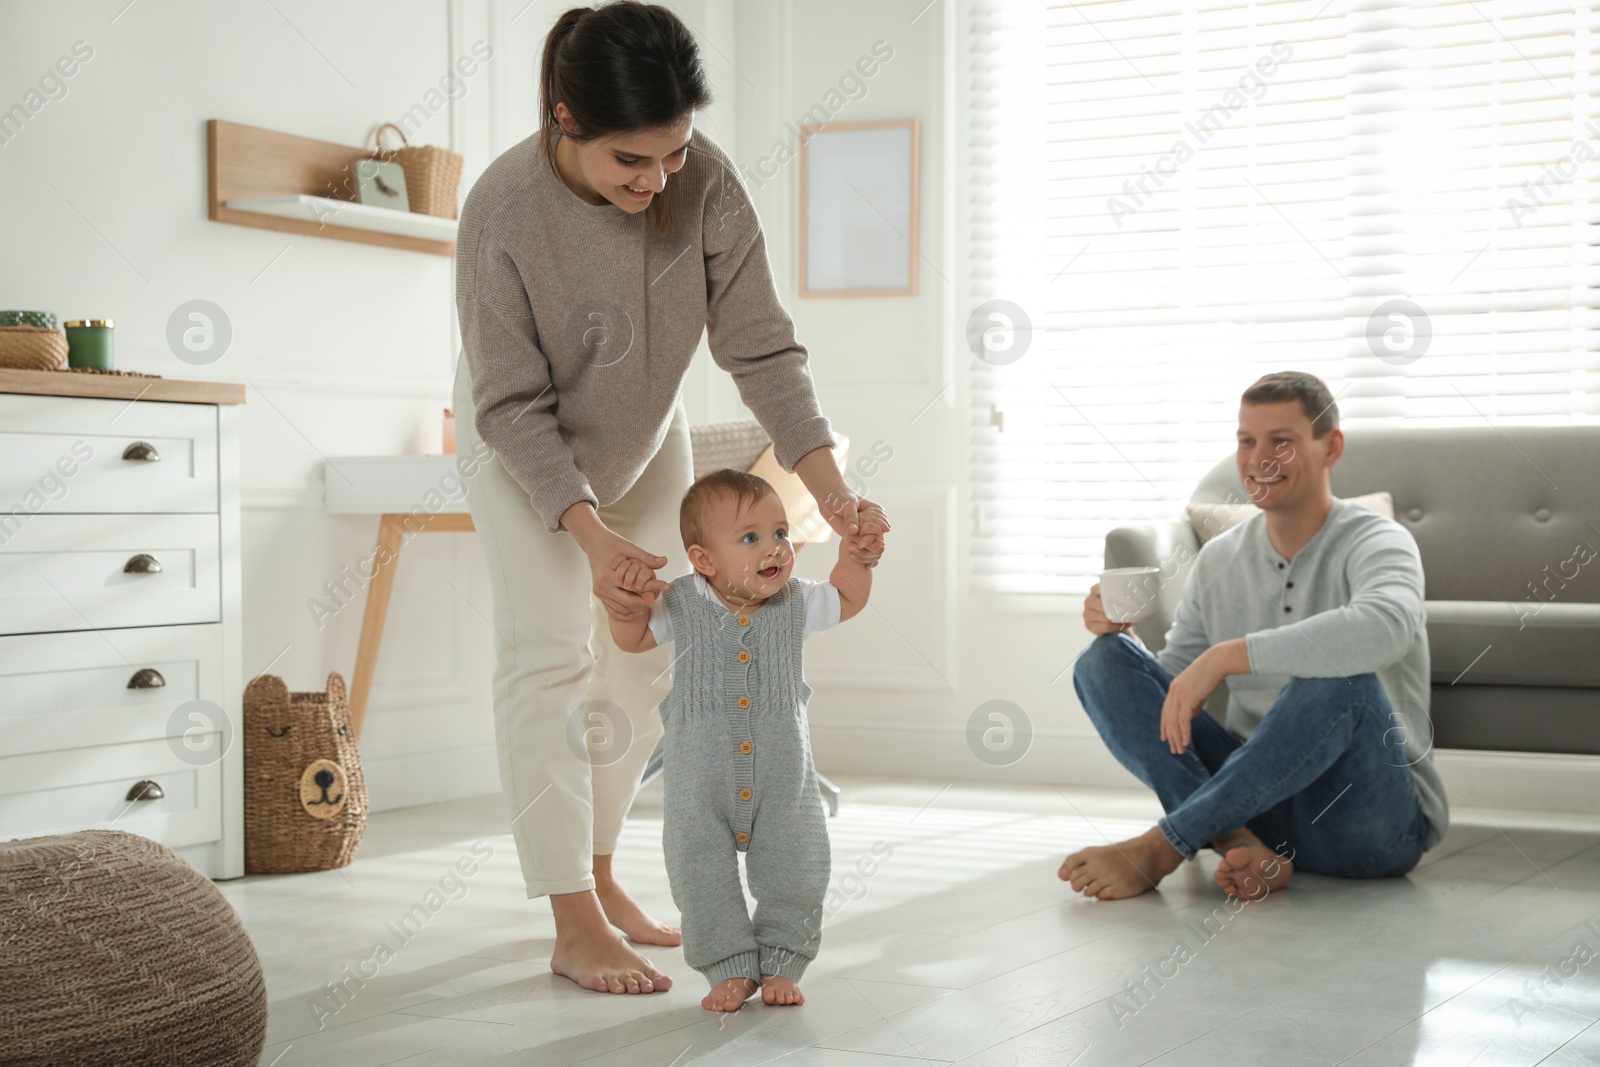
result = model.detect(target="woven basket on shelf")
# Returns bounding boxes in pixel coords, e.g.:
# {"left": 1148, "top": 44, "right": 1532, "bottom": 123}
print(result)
{"left": 243, "top": 672, "right": 367, "bottom": 874}
{"left": 0, "top": 325, "right": 68, "bottom": 370}
{"left": 374, "top": 122, "right": 463, "bottom": 220}
{"left": 0, "top": 830, "right": 267, "bottom": 1067}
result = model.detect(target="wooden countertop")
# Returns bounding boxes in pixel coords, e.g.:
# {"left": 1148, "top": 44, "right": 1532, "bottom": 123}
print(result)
{"left": 0, "top": 368, "right": 246, "bottom": 405}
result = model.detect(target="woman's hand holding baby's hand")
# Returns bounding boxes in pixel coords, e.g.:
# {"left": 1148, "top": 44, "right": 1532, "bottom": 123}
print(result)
{"left": 610, "top": 555, "right": 657, "bottom": 596}
{"left": 784, "top": 446, "right": 891, "bottom": 566}
{"left": 563, "top": 505, "right": 668, "bottom": 620}
{"left": 598, "top": 552, "right": 667, "bottom": 620}
{"left": 849, "top": 502, "right": 890, "bottom": 567}
{"left": 576, "top": 525, "right": 669, "bottom": 621}
{"left": 850, "top": 531, "right": 886, "bottom": 564}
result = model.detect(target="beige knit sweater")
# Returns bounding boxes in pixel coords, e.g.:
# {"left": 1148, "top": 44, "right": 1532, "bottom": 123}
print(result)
{"left": 454, "top": 128, "right": 835, "bottom": 534}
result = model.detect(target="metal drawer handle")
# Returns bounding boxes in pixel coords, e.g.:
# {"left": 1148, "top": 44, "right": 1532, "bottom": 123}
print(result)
{"left": 128, "top": 668, "right": 166, "bottom": 689}
{"left": 125, "top": 780, "right": 164, "bottom": 802}
{"left": 122, "top": 441, "right": 161, "bottom": 462}
{"left": 123, "top": 554, "right": 162, "bottom": 574}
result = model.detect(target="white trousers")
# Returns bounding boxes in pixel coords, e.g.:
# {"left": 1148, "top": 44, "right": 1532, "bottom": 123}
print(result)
{"left": 453, "top": 357, "right": 692, "bottom": 897}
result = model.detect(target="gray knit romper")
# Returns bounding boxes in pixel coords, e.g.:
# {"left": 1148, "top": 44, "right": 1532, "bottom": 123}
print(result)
{"left": 657, "top": 573, "right": 831, "bottom": 985}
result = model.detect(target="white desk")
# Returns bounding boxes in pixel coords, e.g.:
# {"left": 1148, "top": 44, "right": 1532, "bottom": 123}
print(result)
{"left": 323, "top": 454, "right": 475, "bottom": 739}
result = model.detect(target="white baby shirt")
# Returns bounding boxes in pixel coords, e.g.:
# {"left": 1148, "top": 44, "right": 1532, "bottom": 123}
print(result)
{"left": 648, "top": 572, "right": 840, "bottom": 645}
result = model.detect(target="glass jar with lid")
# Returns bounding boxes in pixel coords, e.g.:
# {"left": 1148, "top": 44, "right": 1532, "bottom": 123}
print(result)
{"left": 63, "top": 319, "right": 114, "bottom": 370}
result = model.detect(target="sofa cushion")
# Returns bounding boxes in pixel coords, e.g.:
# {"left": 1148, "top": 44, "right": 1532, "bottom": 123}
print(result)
{"left": 1186, "top": 491, "right": 1394, "bottom": 544}
{"left": 1192, "top": 427, "right": 1600, "bottom": 604}
{"left": 1427, "top": 600, "right": 1600, "bottom": 688}
{"left": 1431, "top": 684, "right": 1600, "bottom": 754}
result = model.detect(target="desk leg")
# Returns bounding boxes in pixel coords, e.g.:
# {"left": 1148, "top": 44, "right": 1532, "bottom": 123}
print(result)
{"left": 350, "top": 514, "right": 405, "bottom": 741}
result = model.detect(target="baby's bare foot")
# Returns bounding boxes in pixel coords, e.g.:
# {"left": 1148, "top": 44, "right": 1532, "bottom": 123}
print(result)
{"left": 595, "top": 880, "right": 682, "bottom": 946}
{"left": 703, "top": 977, "right": 759, "bottom": 1012}
{"left": 1059, "top": 826, "right": 1184, "bottom": 900}
{"left": 1212, "top": 828, "right": 1293, "bottom": 900}
{"left": 760, "top": 974, "right": 804, "bottom": 1006}
{"left": 549, "top": 927, "right": 671, "bottom": 994}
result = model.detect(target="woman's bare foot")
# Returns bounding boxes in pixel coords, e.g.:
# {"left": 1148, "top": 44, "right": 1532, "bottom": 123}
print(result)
{"left": 593, "top": 854, "right": 682, "bottom": 946}
{"left": 548, "top": 889, "right": 673, "bottom": 994}
{"left": 1211, "top": 828, "right": 1293, "bottom": 900}
{"left": 703, "top": 977, "right": 759, "bottom": 1012}
{"left": 1059, "top": 826, "right": 1184, "bottom": 900}
{"left": 761, "top": 975, "right": 804, "bottom": 1006}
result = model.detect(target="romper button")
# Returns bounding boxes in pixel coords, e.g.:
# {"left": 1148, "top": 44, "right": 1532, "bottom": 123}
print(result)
{"left": 737, "top": 650, "right": 750, "bottom": 663}
{"left": 1535, "top": 508, "right": 1552, "bottom": 522}
{"left": 737, "top": 614, "right": 751, "bottom": 626}
{"left": 739, "top": 741, "right": 753, "bottom": 754}
{"left": 736, "top": 832, "right": 749, "bottom": 843}
{"left": 737, "top": 696, "right": 751, "bottom": 709}
{"left": 739, "top": 788, "right": 752, "bottom": 800}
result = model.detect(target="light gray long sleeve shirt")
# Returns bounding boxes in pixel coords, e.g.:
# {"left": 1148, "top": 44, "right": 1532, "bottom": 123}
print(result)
{"left": 454, "top": 128, "right": 835, "bottom": 533}
{"left": 1156, "top": 496, "right": 1449, "bottom": 848}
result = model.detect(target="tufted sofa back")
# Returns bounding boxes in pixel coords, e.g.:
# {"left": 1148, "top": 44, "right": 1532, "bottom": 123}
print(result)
{"left": 1190, "top": 426, "right": 1600, "bottom": 605}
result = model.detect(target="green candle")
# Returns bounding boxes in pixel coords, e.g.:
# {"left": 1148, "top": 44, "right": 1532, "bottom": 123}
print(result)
{"left": 64, "top": 319, "right": 114, "bottom": 370}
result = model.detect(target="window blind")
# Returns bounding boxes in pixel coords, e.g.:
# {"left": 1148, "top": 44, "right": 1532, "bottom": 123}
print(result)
{"left": 965, "top": 0, "right": 1600, "bottom": 596}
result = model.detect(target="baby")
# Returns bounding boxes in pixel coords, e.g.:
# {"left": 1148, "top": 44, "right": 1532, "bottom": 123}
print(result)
{"left": 607, "top": 468, "right": 885, "bottom": 1012}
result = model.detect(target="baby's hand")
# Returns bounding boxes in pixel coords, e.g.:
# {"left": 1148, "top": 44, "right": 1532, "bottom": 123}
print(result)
{"left": 847, "top": 528, "right": 886, "bottom": 567}
{"left": 845, "top": 501, "right": 889, "bottom": 567}
{"left": 607, "top": 554, "right": 659, "bottom": 601}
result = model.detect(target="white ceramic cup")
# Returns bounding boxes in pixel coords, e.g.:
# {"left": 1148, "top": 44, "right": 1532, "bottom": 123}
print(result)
{"left": 1099, "top": 566, "right": 1161, "bottom": 624}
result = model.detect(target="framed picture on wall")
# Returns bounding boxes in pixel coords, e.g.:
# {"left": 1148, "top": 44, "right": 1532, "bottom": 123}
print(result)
{"left": 798, "top": 118, "right": 920, "bottom": 298}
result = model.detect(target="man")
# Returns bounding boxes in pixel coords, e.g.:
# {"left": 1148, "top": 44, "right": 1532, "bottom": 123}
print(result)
{"left": 1061, "top": 371, "right": 1448, "bottom": 900}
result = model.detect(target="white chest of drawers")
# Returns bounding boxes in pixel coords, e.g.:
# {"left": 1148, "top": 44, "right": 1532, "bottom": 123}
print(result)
{"left": 0, "top": 370, "right": 245, "bottom": 879}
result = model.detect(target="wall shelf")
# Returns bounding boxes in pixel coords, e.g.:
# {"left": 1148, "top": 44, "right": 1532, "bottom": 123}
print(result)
{"left": 224, "top": 195, "right": 458, "bottom": 244}
{"left": 207, "top": 119, "right": 456, "bottom": 257}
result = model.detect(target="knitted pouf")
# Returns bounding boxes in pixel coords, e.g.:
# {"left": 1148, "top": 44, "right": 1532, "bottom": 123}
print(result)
{"left": 0, "top": 830, "right": 266, "bottom": 1067}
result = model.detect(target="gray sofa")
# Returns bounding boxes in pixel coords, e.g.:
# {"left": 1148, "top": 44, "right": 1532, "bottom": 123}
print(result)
{"left": 1104, "top": 426, "right": 1600, "bottom": 755}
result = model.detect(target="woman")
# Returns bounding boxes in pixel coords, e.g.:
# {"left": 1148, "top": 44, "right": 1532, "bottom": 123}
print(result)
{"left": 453, "top": 1, "right": 886, "bottom": 996}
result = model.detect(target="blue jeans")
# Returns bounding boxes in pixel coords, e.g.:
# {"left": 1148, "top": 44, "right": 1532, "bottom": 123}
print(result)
{"left": 1073, "top": 633, "right": 1428, "bottom": 878}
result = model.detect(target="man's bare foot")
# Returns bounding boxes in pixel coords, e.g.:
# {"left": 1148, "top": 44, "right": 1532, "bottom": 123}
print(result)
{"left": 1212, "top": 828, "right": 1293, "bottom": 900}
{"left": 761, "top": 974, "right": 804, "bottom": 1006}
{"left": 1059, "top": 826, "right": 1184, "bottom": 900}
{"left": 593, "top": 854, "right": 682, "bottom": 946}
{"left": 703, "top": 977, "right": 759, "bottom": 1012}
{"left": 549, "top": 890, "right": 673, "bottom": 994}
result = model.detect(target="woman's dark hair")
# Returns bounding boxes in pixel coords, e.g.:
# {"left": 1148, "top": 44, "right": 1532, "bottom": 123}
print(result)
{"left": 540, "top": 2, "right": 713, "bottom": 235}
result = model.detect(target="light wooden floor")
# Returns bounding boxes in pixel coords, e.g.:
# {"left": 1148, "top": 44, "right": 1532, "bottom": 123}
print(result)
{"left": 223, "top": 777, "right": 1600, "bottom": 1066}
